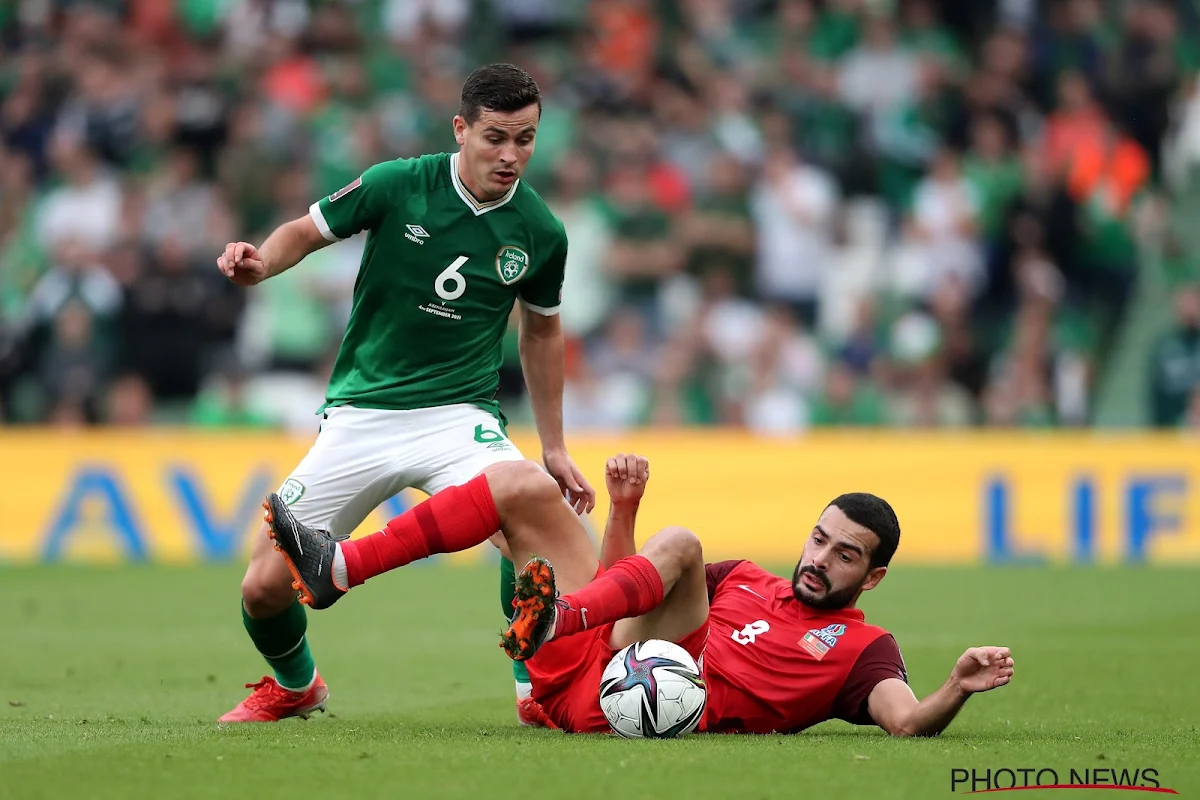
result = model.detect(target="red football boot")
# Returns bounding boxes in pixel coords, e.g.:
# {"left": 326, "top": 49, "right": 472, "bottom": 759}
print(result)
{"left": 218, "top": 673, "right": 329, "bottom": 723}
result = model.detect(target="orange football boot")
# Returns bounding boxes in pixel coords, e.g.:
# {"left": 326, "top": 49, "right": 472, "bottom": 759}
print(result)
{"left": 499, "top": 556, "right": 559, "bottom": 661}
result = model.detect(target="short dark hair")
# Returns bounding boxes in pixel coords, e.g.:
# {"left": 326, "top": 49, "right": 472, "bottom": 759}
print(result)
{"left": 828, "top": 493, "right": 900, "bottom": 569}
{"left": 459, "top": 64, "right": 541, "bottom": 124}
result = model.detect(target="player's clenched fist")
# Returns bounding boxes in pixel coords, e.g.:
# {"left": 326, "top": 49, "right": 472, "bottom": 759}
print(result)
{"left": 216, "top": 241, "right": 268, "bottom": 286}
{"left": 951, "top": 646, "right": 1014, "bottom": 694}
{"left": 605, "top": 453, "right": 650, "bottom": 507}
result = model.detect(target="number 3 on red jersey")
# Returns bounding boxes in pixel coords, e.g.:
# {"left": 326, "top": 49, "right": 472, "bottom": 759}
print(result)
{"left": 731, "top": 620, "right": 771, "bottom": 645}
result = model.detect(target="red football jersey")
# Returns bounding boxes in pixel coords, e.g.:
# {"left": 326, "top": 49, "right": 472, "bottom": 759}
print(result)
{"left": 699, "top": 561, "right": 905, "bottom": 734}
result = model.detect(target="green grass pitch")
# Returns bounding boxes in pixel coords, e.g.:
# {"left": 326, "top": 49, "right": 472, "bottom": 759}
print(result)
{"left": 1, "top": 564, "right": 1197, "bottom": 799}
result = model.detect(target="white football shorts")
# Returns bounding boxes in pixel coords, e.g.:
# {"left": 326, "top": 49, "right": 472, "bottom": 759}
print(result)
{"left": 276, "top": 403, "right": 525, "bottom": 535}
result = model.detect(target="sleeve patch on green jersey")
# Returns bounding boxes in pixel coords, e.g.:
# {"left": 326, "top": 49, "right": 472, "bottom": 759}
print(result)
{"left": 496, "top": 246, "right": 529, "bottom": 285}
{"left": 329, "top": 176, "right": 362, "bottom": 203}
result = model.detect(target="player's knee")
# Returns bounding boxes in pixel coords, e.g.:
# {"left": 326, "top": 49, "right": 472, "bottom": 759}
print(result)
{"left": 489, "top": 459, "right": 560, "bottom": 513}
{"left": 653, "top": 526, "right": 704, "bottom": 567}
{"left": 240, "top": 569, "right": 293, "bottom": 617}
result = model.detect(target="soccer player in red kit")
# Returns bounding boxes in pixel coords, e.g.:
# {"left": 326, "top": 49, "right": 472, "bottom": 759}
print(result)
{"left": 263, "top": 453, "right": 1012, "bottom": 734}
{"left": 501, "top": 469, "right": 1017, "bottom": 737}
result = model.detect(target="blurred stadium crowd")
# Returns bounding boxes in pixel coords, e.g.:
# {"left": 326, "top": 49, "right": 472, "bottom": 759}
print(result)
{"left": 2, "top": 0, "right": 1200, "bottom": 434}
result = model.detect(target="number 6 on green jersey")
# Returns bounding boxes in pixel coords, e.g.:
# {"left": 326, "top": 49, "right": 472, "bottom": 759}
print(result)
{"left": 436, "top": 256, "right": 469, "bottom": 301}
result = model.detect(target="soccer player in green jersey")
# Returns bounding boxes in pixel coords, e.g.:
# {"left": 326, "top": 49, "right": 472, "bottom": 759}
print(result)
{"left": 214, "top": 64, "right": 596, "bottom": 723}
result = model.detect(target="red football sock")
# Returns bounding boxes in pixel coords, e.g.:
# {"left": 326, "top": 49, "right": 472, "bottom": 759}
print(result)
{"left": 553, "top": 555, "right": 664, "bottom": 638}
{"left": 340, "top": 474, "right": 500, "bottom": 588}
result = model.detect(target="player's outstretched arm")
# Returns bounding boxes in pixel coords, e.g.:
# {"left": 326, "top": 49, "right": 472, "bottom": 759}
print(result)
{"left": 868, "top": 646, "right": 1015, "bottom": 737}
{"left": 216, "top": 215, "right": 330, "bottom": 287}
{"left": 599, "top": 454, "right": 650, "bottom": 569}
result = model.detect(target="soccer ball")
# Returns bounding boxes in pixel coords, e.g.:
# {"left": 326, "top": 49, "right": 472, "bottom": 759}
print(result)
{"left": 598, "top": 639, "right": 706, "bottom": 739}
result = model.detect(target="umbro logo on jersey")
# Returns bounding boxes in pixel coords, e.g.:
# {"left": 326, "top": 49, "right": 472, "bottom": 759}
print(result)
{"left": 405, "top": 224, "right": 430, "bottom": 244}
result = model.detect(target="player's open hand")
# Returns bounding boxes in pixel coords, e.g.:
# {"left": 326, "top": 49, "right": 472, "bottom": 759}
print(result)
{"left": 543, "top": 450, "right": 596, "bottom": 516}
{"left": 217, "top": 241, "right": 268, "bottom": 286}
{"left": 951, "top": 646, "right": 1014, "bottom": 694}
{"left": 605, "top": 453, "right": 649, "bottom": 508}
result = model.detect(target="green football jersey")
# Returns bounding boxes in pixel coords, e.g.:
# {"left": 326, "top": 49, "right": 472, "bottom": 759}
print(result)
{"left": 309, "top": 152, "right": 567, "bottom": 417}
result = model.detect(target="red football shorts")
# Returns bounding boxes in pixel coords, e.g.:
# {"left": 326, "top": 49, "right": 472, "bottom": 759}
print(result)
{"left": 526, "top": 567, "right": 709, "bottom": 733}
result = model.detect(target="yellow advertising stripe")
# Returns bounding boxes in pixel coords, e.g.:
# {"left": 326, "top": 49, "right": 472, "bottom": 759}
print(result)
{"left": 0, "top": 430, "right": 1196, "bottom": 565}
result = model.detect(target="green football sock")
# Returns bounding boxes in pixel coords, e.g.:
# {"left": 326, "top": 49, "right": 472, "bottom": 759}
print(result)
{"left": 242, "top": 599, "right": 316, "bottom": 692}
{"left": 500, "top": 556, "right": 532, "bottom": 686}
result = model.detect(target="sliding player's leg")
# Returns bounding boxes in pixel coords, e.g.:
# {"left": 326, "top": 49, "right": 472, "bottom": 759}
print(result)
{"left": 501, "top": 527, "right": 707, "bottom": 662}
{"left": 265, "top": 460, "right": 599, "bottom": 609}
{"left": 607, "top": 526, "right": 709, "bottom": 654}
{"left": 500, "top": 526, "right": 709, "bottom": 734}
